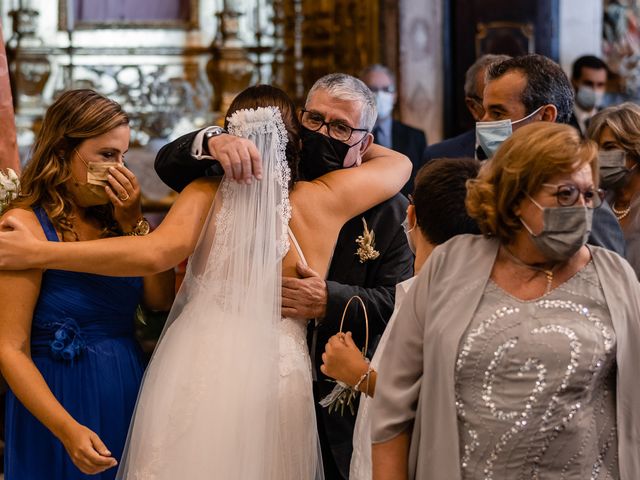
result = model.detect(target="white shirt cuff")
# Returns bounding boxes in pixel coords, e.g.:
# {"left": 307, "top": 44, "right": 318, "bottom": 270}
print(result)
{"left": 190, "top": 126, "right": 220, "bottom": 160}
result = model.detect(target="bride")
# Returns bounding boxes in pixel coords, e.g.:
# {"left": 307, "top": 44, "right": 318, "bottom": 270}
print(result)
{"left": 0, "top": 84, "right": 410, "bottom": 478}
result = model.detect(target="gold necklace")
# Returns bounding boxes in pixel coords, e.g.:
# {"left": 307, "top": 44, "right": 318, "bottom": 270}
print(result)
{"left": 611, "top": 200, "right": 631, "bottom": 221}
{"left": 502, "top": 246, "right": 557, "bottom": 294}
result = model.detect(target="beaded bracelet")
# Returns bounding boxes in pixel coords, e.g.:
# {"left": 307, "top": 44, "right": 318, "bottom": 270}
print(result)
{"left": 354, "top": 363, "right": 374, "bottom": 396}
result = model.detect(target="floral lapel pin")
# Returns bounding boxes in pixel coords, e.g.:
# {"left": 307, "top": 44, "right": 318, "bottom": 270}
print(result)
{"left": 355, "top": 218, "right": 380, "bottom": 263}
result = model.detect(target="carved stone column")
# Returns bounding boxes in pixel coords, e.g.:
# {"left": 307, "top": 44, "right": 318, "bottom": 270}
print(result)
{"left": 206, "top": 1, "right": 254, "bottom": 117}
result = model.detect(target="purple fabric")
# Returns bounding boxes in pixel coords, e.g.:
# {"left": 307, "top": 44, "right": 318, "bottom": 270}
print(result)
{"left": 76, "top": 0, "right": 191, "bottom": 22}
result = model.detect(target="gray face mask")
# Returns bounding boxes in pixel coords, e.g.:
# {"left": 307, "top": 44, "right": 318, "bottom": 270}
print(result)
{"left": 520, "top": 195, "right": 593, "bottom": 262}
{"left": 598, "top": 149, "right": 636, "bottom": 190}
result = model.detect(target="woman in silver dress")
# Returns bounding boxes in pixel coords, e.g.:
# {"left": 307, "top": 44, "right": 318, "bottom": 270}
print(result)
{"left": 371, "top": 122, "right": 640, "bottom": 480}
{"left": 588, "top": 102, "right": 640, "bottom": 278}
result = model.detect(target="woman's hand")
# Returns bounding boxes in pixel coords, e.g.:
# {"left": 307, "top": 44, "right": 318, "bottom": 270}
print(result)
{"left": 59, "top": 422, "right": 118, "bottom": 475}
{"left": 0, "top": 215, "right": 42, "bottom": 269}
{"left": 105, "top": 164, "right": 143, "bottom": 233}
{"left": 321, "top": 332, "right": 369, "bottom": 387}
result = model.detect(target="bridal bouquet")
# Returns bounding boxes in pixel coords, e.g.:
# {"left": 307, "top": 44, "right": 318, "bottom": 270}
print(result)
{"left": 0, "top": 168, "right": 20, "bottom": 215}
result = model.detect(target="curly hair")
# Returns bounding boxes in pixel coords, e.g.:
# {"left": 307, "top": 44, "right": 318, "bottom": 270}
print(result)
{"left": 486, "top": 54, "right": 574, "bottom": 124}
{"left": 466, "top": 122, "right": 598, "bottom": 244}
{"left": 587, "top": 102, "right": 640, "bottom": 162}
{"left": 225, "top": 84, "right": 301, "bottom": 190}
{"left": 11, "top": 89, "right": 129, "bottom": 241}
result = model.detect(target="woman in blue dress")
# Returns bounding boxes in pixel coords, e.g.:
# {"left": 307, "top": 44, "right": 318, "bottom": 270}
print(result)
{"left": 0, "top": 89, "right": 174, "bottom": 479}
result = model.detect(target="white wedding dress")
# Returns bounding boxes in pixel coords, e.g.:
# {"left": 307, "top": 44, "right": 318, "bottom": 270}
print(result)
{"left": 116, "top": 107, "right": 323, "bottom": 480}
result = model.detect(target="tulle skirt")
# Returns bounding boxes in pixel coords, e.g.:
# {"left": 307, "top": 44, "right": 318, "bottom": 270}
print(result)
{"left": 116, "top": 311, "right": 323, "bottom": 480}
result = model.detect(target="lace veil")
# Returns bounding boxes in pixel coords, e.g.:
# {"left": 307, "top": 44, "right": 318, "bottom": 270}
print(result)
{"left": 117, "top": 106, "right": 292, "bottom": 479}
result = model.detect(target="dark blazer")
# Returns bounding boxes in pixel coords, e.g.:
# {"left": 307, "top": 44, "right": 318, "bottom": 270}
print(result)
{"left": 568, "top": 111, "right": 583, "bottom": 136}
{"left": 379, "top": 120, "right": 427, "bottom": 197}
{"left": 421, "top": 128, "right": 476, "bottom": 164}
{"left": 155, "top": 130, "right": 414, "bottom": 479}
{"left": 309, "top": 194, "right": 413, "bottom": 479}
{"left": 155, "top": 129, "right": 217, "bottom": 192}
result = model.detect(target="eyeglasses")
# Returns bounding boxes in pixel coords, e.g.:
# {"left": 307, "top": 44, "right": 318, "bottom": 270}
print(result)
{"left": 541, "top": 183, "right": 604, "bottom": 209}
{"left": 300, "top": 109, "right": 369, "bottom": 144}
{"left": 369, "top": 85, "right": 396, "bottom": 94}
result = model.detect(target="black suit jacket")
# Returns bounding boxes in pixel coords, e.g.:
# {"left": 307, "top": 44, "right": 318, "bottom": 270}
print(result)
{"left": 155, "top": 129, "right": 218, "bottom": 192}
{"left": 154, "top": 130, "right": 414, "bottom": 478}
{"left": 378, "top": 120, "right": 426, "bottom": 196}
{"left": 422, "top": 128, "right": 476, "bottom": 164}
{"left": 309, "top": 193, "right": 413, "bottom": 478}
{"left": 568, "top": 112, "right": 583, "bottom": 136}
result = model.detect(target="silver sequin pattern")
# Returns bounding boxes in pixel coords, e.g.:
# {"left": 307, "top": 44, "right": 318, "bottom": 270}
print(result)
{"left": 455, "top": 262, "right": 618, "bottom": 479}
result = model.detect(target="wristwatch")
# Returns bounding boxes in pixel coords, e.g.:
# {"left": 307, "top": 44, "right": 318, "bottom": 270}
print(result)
{"left": 126, "top": 217, "right": 151, "bottom": 236}
{"left": 203, "top": 126, "right": 228, "bottom": 156}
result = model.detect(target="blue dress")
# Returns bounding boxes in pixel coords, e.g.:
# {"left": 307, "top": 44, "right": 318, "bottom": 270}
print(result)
{"left": 4, "top": 207, "right": 145, "bottom": 480}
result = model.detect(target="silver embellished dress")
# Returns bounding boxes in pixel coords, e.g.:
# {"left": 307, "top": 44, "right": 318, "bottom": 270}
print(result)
{"left": 455, "top": 261, "right": 619, "bottom": 480}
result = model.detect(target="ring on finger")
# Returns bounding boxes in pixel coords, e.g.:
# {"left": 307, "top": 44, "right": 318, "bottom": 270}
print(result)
{"left": 118, "top": 193, "right": 130, "bottom": 202}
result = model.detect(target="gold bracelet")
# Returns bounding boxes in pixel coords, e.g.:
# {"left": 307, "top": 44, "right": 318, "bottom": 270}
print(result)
{"left": 125, "top": 217, "right": 150, "bottom": 236}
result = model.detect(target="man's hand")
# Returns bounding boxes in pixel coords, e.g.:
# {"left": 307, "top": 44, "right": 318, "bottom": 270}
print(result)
{"left": 208, "top": 134, "right": 263, "bottom": 184}
{"left": 282, "top": 262, "right": 327, "bottom": 320}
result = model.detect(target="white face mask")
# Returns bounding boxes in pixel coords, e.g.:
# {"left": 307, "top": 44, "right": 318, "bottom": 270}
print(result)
{"left": 375, "top": 91, "right": 395, "bottom": 120}
{"left": 475, "top": 105, "right": 545, "bottom": 158}
{"left": 575, "top": 85, "right": 604, "bottom": 111}
{"left": 402, "top": 217, "right": 417, "bottom": 255}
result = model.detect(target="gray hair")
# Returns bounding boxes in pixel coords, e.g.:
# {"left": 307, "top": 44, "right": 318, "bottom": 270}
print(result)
{"left": 306, "top": 73, "right": 377, "bottom": 131}
{"left": 464, "top": 54, "right": 511, "bottom": 97}
{"left": 359, "top": 63, "right": 396, "bottom": 86}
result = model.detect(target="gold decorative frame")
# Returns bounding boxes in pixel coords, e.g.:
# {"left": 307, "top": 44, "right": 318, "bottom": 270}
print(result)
{"left": 57, "top": 0, "right": 199, "bottom": 30}
{"left": 475, "top": 21, "right": 535, "bottom": 58}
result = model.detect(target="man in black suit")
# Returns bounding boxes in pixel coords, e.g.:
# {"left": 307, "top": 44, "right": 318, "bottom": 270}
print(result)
{"left": 154, "top": 74, "right": 413, "bottom": 480}
{"left": 422, "top": 54, "right": 510, "bottom": 162}
{"left": 360, "top": 64, "right": 426, "bottom": 196}
{"left": 568, "top": 55, "right": 609, "bottom": 137}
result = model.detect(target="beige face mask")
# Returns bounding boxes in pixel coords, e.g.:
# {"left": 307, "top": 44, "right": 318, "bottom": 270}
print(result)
{"left": 72, "top": 149, "right": 119, "bottom": 206}
{"left": 76, "top": 149, "right": 120, "bottom": 187}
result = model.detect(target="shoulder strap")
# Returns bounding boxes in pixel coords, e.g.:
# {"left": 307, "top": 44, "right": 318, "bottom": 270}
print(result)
{"left": 287, "top": 226, "right": 308, "bottom": 266}
{"left": 33, "top": 206, "right": 60, "bottom": 242}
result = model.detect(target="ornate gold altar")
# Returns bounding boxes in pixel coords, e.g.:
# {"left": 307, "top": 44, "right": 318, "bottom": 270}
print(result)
{"left": 4, "top": 0, "right": 384, "bottom": 160}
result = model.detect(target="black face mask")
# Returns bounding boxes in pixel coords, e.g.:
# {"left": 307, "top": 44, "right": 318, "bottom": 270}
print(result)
{"left": 299, "top": 126, "right": 351, "bottom": 180}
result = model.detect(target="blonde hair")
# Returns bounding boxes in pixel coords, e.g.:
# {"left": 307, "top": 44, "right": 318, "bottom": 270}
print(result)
{"left": 466, "top": 122, "right": 598, "bottom": 243}
{"left": 587, "top": 102, "right": 640, "bottom": 161}
{"left": 11, "top": 89, "right": 129, "bottom": 240}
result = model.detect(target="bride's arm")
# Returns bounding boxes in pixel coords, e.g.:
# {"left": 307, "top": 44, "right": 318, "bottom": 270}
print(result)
{"left": 0, "top": 178, "right": 219, "bottom": 275}
{"left": 313, "top": 143, "right": 411, "bottom": 223}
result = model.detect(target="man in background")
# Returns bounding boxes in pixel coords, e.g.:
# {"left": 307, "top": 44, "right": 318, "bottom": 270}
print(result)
{"left": 422, "top": 54, "right": 509, "bottom": 162}
{"left": 360, "top": 64, "right": 426, "bottom": 196}
{"left": 569, "top": 55, "right": 609, "bottom": 136}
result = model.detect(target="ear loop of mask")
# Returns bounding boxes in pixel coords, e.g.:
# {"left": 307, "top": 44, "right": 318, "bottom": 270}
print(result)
{"left": 511, "top": 105, "right": 545, "bottom": 126}
{"left": 519, "top": 193, "right": 543, "bottom": 236}
{"left": 343, "top": 132, "right": 369, "bottom": 168}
